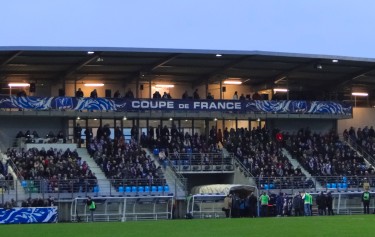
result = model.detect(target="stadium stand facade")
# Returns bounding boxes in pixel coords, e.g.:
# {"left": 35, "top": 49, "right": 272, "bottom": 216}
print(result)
{"left": 2, "top": 47, "right": 375, "bottom": 222}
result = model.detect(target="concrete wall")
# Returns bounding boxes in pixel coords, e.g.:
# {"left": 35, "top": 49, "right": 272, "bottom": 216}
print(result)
{"left": 338, "top": 107, "right": 375, "bottom": 135}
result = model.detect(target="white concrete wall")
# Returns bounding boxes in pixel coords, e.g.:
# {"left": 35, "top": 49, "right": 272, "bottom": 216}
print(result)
{"left": 338, "top": 107, "right": 375, "bottom": 135}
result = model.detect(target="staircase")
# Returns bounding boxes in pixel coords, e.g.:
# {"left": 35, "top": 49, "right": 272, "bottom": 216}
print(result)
{"left": 281, "top": 148, "right": 322, "bottom": 189}
{"left": 222, "top": 147, "right": 256, "bottom": 186}
{"left": 76, "top": 148, "right": 116, "bottom": 195}
{"left": 143, "top": 148, "right": 187, "bottom": 199}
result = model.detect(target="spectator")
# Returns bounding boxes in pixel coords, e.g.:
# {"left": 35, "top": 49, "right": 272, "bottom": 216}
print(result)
{"left": 153, "top": 91, "right": 161, "bottom": 99}
{"left": 206, "top": 92, "right": 214, "bottom": 100}
{"left": 239, "top": 93, "right": 246, "bottom": 100}
{"left": 193, "top": 89, "right": 200, "bottom": 99}
{"left": 233, "top": 91, "right": 238, "bottom": 100}
{"left": 124, "top": 89, "right": 134, "bottom": 99}
{"left": 113, "top": 90, "right": 121, "bottom": 98}
{"left": 182, "top": 91, "right": 189, "bottom": 99}
{"left": 76, "top": 88, "right": 84, "bottom": 98}
{"left": 90, "top": 89, "right": 98, "bottom": 98}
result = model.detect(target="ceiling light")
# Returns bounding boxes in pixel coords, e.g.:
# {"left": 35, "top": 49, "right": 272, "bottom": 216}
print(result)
{"left": 216, "top": 54, "right": 222, "bottom": 57}
{"left": 84, "top": 83, "right": 104, "bottom": 87}
{"left": 214, "top": 118, "right": 218, "bottom": 121}
{"left": 123, "top": 117, "right": 127, "bottom": 120}
{"left": 77, "top": 117, "right": 80, "bottom": 120}
{"left": 352, "top": 92, "right": 368, "bottom": 97}
{"left": 169, "top": 118, "right": 173, "bottom": 121}
{"left": 155, "top": 84, "right": 174, "bottom": 88}
{"left": 315, "top": 64, "right": 323, "bottom": 70}
{"left": 185, "top": 120, "right": 188, "bottom": 122}
{"left": 273, "top": 88, "right": 288, "bottom": 93}
{"left": 257, "top": 118, "right": 261, "bottom": 122}
{"left": 332, "top": 59, "right": 339, "bottom": 63}
{"left": 87, "top": 51, "right": 95, "bottom": 55}
{"left": 8, "top": 83, "right": 30, "bottom": 87}
{"left": 94, "top": 118, "right": 98, "bottom": 121}
{"left": 223, "top": 80, "right": 242, "bottom": 85}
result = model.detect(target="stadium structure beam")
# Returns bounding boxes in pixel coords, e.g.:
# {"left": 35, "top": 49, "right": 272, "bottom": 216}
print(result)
{"left": 328, "top": 66, "right": 375, "bottom": 90}
{"left": 191, "top": 56, "right": 254, "bottom": 88}
{"left": 252, "top": 59, "right": 320, "bottom": 91}
{"left": 0, "top": 51, "right": 23, "bottom": 67}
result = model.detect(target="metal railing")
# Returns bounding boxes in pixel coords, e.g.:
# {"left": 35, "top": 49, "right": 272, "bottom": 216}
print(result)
{"left": 163, "top": 152, "right": 234, "bottom": 173}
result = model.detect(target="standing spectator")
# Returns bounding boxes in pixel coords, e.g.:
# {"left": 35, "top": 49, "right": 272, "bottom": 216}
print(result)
{"left": 292, "top": 192, "right": 303, "bottom": 216}
{"left": 222, "top": 194, "right": 232, "bottom": 218}
{"left": 316, "top": 191, "right": 327, "bottom": 215}
{"left": 182, "top": 90, "right": 189, "bottom": 99}
{"left": 125, "top": 89, "right": 134, "bottom": 99}
{"left": 362, "top": 190, "right": 371, "bottom": 214}
{"left": 90, "top": 89, "right": 98, "bottom": 98}
{"left": 193, "top": 89, "right": 200, "bottom": 99}
{"left": 113, "top": 90, "right": 121, "bottom": 98}
{"left": 85, "top": 127, "right": 93, "bottom": 146}
{"left": 86, "top": 196, "right": 96, "bottom": 222}
{"left": 259, "top": 192, "right": 270, "bottom": 217}
{"left": 276, "top": 192, "right": 284, "bottom": 217}
{"left": 239, "top": 93, "right": 246, "bottom": 100}
{"left": 162, "top": 92, "right": 169, "bottom": 99}
{"left": 206, "top": 92, "right": 214, "bottom": 100}
{"left": 153, "top": 91, "right": 161, "bottom": 99}
{"left": 233, "top": 91, "right": 238, "bottom": 100}
{"left": 302, "top": 191, "right": 311, "bottom": 216}
{"left": 247, "top": 193, "right": 258, "bottom": 218}
{"left": 74, "top": 123, "right": 82, "bottom": 147}
{"left": 326, "top": 192, "right": 334, "bottom": 215}
{"left": 76, "top": 88, "right": 84, "bottom": 97}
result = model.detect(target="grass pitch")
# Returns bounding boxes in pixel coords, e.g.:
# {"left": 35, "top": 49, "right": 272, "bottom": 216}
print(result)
{"left": 1, "top": 215, "right": 374, "bottom": 237}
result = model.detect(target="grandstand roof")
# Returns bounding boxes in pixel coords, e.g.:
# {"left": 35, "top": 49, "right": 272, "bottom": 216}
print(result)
{"left": 1, "top": 46, "right": 375, "bottom": 99}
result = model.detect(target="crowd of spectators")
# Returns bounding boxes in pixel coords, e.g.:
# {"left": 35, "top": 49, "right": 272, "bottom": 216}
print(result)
{"left": 6, "top": 147, "right": 97, "bottom": 193}
{"left": 284, "top": 128, "right": 373, "bottom": 187}
{"left": 344, "top": 126, "right": 375, "bottom": 156}
{"left": 87, "top": 129, "right": 163, "bottom": 189}
{"left": 0, "top": 197, "right": 56, "bottom": 209}
{"left": 224, "top": 126, "right": 310, "bottom": 189}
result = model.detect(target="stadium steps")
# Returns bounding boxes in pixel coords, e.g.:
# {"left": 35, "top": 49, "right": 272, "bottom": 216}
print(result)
{"left": 281, "top": 148, "right": 323, "bottom": 189}
{"left": 222, "top": 147, "right": 256, "bottom": 187}
{"left": 143, "top": 148, "right": 187, "bottom": 199}
{"left": 76, "top": 148, "right": 117, "bottom": 195}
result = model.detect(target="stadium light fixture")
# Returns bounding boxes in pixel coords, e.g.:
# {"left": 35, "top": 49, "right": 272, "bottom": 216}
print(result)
{"left": 87, "top": 51, "right": 95, "bottom": 55}
{"left": 273, "top": 88, "right": 288, "bottom": 93}
{"left": 84, "top": 83, "right": 104, "bottom": 87}
{"left": 169, "top": 118, "right": 173, "bottom": 121}
{"left": 216, "top": 54, "right": 222, "bottom": 57}
{"left": 8, "top": 83, "right": 30, "bottom": 87}
{"left": 123, "top": 116, "right": 127, "bottom": 120}
{"left": 155, "top": 84, "right": 174, "bottom": 88}
{"left": 223, "top": 80, "right": 242, "bottom": 85}
{"left": 352, "top": 92, "right": 368, "bottom": 97}
{"left": 332, "top": 59, "right": 339, "bottom": 63}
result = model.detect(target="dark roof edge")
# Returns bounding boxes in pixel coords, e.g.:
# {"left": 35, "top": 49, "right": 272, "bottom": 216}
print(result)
{"left": 0, "top": 46, "right": 374, "bottom": 63}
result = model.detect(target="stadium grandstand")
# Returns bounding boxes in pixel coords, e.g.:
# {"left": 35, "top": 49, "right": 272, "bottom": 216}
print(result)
{"left": 2, "top": 47, "right": 375, "bottom": 223}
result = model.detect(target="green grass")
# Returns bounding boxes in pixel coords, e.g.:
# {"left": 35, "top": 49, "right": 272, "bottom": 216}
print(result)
{"left": 1, "top": 216, "right": 374, "bottom": 237}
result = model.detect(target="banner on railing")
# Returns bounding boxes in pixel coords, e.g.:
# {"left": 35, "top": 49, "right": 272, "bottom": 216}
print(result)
{"left": 0, "top": 207, "right": 58, "bottom": 224}
{"left": 0, "top": 96, "right": 352, "bottom": 115}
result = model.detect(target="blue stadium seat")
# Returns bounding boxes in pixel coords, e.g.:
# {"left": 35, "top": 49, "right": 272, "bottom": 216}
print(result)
{"left": 93, "top": 186, "right": 99, "bottom": 193}
{"left": 157, "top": 186, "right": 163, "bottom": 192}
{"left": 264, "top": 184, "right": 269, "bottom": 190}
{"left": 125, "top": 186, "right": 131, "bottom": 193}
{"left": 131, "top": 186, "right": 137, "bottom": 192}
{"left": 342, "top": 183, "right": 348, "bottom": 189}
{"left": 342, "top": 176, "right": 347, "bottom": 183}
{"left": 269, "top": 183, "right": 274, "bottom": 189}
{"left": 21, "top": 180, "right": 27, "bottom": 187}
{"left": 331, "top": 183, "right": 337, "bottom": 188}
{"left": 151, "top": 186, "right": 157, "bottom": 192}
{"left": 164, "top": 185, "right": 170, "bottom": 192}
{"left": 153, "top": 148, "right": 159, "bottom": 155}
{"left": 338, "top": 183, "right": 343, "bottom": 189}
{"left": 118, "top": 186, "right": 124, "bottom": 193}
{"left": 326, "top": 183, "right": 331, "bottom": 189}
{"left": 145, "top": 186, "right": 150, "bottom": 192}
{"left": 138, "top": 186, "right": 144, "bottom": 192}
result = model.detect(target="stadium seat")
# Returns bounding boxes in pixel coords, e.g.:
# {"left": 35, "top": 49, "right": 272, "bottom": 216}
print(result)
{"left": 153, "top": 148, "right": 159, "bottom": 155}
{"left": 145, "top": 186, "right": 150, "bottom": 192}
{"left": 151, "top": 186, "right": 157, "bottom": 192}
{"left": 269, "top": 183, "right": 274, "bottom": 189}
{"left": 118, "top": 186, "right": 124, "bottom": 193}
{"left": 326, "top": 183, "right": 331, "bottom": 189}
{"left": 138, "top": 186, "right": 144, "bottom": 192}
{"left": 164, "top": 185, "right": 169, "bottom": 192}
{"left": 264, "top": 184, "right": 269, "bottom": 190}
{"left": 157, "top": 186, "right": 163, "bottom": 192}
{"left": 342, "top": 183, "right": 348, "bottom": 189}
{"left": 125, "top": 187, "right": 131, "bottom": 193}
{"left": 342, "top": 176, "right": 347, "bottom": 183}
{"left": 93, "top": 186, "right": 99, "bottom": 193}
{"left": 331, "top": 183, "right": 337, "bottom": 189}
{"left": 338, "top": 183, "right": 343, "bottom": 189}
{"left": 131, "top": 186, "right": 137, "bottom": 192}
{"left": 21, "top": 180, "right": 27, "bottom": 187}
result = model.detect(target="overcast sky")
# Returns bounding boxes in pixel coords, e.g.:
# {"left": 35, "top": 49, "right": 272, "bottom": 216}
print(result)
{"left": 1, "top": 0, "right": 375, "bottom": 58}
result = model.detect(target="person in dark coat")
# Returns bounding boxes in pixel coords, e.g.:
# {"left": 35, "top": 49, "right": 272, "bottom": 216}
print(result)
{"left": 292, "top": 192, "right": 303, "bottom": 216}
{"left": 276, "top": 192, "right": 284, "bottom": 217}
{"left": 326, "top": 192, "right": 334, "bottom": 215}
{"left": 316, "top": 191, "right": 327, "bottom": 215}
{"left": 247, "top": 193, "right": 258, "bottom": 218}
